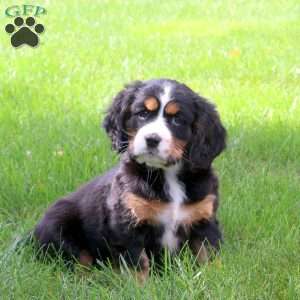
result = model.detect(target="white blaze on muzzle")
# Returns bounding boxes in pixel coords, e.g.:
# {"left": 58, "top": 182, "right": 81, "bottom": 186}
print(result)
{"left": 132, "top": 84, "right": 174, "bottom": 167}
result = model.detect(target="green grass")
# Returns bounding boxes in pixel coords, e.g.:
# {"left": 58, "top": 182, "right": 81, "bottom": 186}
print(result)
{"left": 1, "top": 0, "right": 300, "bottom": 298}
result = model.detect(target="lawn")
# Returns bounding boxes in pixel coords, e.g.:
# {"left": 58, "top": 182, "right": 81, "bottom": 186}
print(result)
{"left": 0, "top": 0, "right": 300, "bottom": 299}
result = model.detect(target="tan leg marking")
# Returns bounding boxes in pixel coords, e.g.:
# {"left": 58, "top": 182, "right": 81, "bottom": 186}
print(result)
{"left": 79, "top": 250, "right": 93, "bottom": 267}
{"left": 134, "top": 249, "right": 150, "bottom": 285}
{"left": 190, "top": 240, "right": 209, "bottom": 264}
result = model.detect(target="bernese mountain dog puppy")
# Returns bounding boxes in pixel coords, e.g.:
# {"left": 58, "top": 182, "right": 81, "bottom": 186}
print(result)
{"left": 34, "top": 78, "right": 226, "bottom": 282}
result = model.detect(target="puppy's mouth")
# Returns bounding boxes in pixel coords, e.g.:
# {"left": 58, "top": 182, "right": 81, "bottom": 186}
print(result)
{"left": 132, "top": 152, "right": 176, "bottom": 169}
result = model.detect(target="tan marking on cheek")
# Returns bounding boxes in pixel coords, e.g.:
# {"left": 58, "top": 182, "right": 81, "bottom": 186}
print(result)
{"left": 127, "top": 128, "right": 137, "bottom": 137}
{"left": 144, "top": 97, "right": 159, "bottom": 111}
{"left": 182, "top": 194, "right": 215, "bottom": 226}
{"left": 127, "top": 129, "right": 137, "bottom": 151}
{"left": 165, "top": 101, "right": 180, "bottom": 115}
{"left": 128, "top": 139, "right": 134, "bottom": 152}
{"left": 125, "top": 192, "right": 168, "bottom": 225}
{"left": 169, "top": 138, "right": 187, "bottom": 160}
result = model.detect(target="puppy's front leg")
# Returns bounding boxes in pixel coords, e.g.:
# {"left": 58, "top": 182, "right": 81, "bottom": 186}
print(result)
{"left": 121, "top": 246, "right": 149, "bottom": 284}
{"left": 189, "top": 220, "right": 222, "bottom": 264}
{"left": 134, "top": 249, "right": 150, "bottom": 284}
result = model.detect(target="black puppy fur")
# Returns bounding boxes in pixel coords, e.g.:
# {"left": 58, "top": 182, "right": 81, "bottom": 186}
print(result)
{"left": 34, "top": 79, "right": 226, "bottom": 280}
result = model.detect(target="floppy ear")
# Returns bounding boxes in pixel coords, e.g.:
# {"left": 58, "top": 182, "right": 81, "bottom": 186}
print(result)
{"left": 103, "top": 81, "right": 144, "bottom": 153}
{"left": 188, "top": 95, "right": 226, "bottom": 170}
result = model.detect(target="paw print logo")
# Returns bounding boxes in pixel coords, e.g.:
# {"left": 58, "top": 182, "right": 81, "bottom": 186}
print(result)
{"left": 5, "top": 17, "right": 45, "bottom": 48}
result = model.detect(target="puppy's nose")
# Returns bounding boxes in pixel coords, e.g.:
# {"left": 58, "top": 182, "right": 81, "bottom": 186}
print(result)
{"left": 145, "top": 134, "right": 161, "bottom": 148}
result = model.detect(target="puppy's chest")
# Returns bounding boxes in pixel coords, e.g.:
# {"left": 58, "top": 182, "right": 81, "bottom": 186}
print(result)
{"left": 125, "top": 172, "right": 215, "bottom": 252}
{"left": 157, "top": 171, "right": 186, "bottom": 252}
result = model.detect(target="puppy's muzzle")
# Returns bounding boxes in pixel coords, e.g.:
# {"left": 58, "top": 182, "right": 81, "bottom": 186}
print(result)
{"left": 145, "top": 134, "right": 161, "bottom": 149}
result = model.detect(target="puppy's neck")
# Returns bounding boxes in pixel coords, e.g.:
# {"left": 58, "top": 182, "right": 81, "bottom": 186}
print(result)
{"left": 121, "top": 154, "right": 187, "bottom": 201}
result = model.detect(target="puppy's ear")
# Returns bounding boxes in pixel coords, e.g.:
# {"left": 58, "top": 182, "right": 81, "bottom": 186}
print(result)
{"left": 188, "top": 95, "right": 226, "bottom": 170}
{"left": 103, "top": 81, "right": 144, "bottom": 152}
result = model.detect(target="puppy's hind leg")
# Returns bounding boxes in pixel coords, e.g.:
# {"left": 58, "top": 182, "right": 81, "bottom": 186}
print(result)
{"left": 34, "top": 199, "right": 86, "bottom": 264}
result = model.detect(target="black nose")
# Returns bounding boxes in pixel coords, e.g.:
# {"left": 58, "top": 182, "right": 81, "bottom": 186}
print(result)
{"left": 145, "top": 134, "right": 161, "bottom": 148}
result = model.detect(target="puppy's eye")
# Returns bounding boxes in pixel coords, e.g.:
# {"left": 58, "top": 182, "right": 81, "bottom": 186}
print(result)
{"left": 171, "top": 115, "right": 183, "bottom": 126}
{"left": 137, "top": 110, "right": 150, "bottom": 120}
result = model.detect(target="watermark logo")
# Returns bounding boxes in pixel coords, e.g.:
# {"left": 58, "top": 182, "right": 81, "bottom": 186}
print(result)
{"left": 4, "top": 5, "right": 46, "bottom": 48}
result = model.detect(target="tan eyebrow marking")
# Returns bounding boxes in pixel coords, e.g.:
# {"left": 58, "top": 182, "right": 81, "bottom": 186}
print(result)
{"left": 144, "top": 97, "right": 159, "bottom": 111}
{"left": 125, "top": 193, "right": 215, "bottom": 226}
{"left": 165, "top": 101, "right": 180, "bottom": 115}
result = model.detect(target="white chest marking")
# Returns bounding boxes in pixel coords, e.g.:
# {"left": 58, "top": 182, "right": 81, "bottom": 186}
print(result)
{"left": 159, "top": 165, "right": 186, "bottom": 252}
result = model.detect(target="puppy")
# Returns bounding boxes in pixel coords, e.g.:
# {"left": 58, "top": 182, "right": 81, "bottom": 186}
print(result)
{"left": 34, "top": 79, "right": 226, "bottom": 282}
